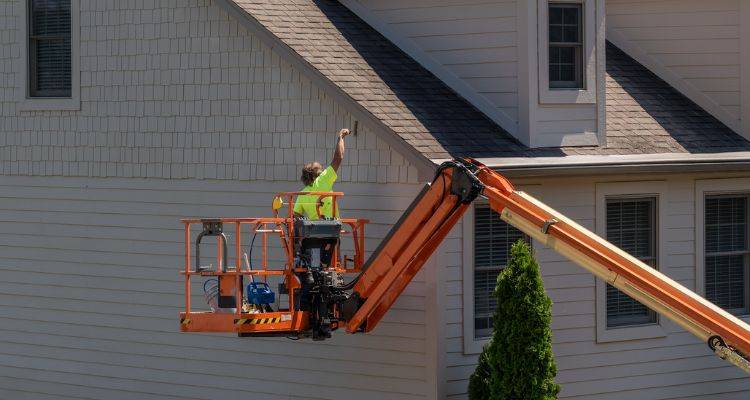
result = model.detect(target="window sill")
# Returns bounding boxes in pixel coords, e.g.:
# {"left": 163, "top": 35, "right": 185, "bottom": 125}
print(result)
{"left": 596, "top": 319, "right": 666, "bottom": 343}
{"left": 464, "top": 336, "right": 490, "bottom": 355}
{"left": 18, "top": 97, "right": 80, "bottom": 112}
{"left": 539, "top": 88, "right": 596, "bottom": 105}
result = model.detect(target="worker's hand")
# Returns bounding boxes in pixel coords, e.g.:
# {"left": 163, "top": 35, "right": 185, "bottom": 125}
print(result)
{"left": 339, "top": 128, "right": 351, "bottom": 138}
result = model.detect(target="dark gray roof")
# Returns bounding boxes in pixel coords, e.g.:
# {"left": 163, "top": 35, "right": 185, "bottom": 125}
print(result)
{"left": 231, "top": 0, "right": 750, "bottom": 161}
{"left": 584, "top": 44, "right": 750, "bottom": 156}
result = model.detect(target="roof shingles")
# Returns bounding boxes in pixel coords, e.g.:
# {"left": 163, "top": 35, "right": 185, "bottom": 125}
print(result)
{"left": 232, "top": 0, "right": 750, "bottom": 161}
{"left": 590, "top": 44, "right": 750, "bottom": 155}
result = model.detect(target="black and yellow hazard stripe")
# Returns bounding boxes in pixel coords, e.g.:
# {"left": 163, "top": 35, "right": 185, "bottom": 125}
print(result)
{"left": 180, "top": 317, "right": 191, "bottom": 325}
{"left": 234, "top": 317, "right": 282, "bottom": 325}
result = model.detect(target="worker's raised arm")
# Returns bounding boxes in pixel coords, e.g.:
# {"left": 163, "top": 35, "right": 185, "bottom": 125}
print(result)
{"left": 330, "top": 128, "right": 350, "bottom": 172}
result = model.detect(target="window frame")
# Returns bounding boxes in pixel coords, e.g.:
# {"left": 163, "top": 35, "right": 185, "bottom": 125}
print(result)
{"left": 703, "top": 194, "right": 750, "bottom": 315}
{"left": 696, "top": 178, "right": 750, "bottom": 322}
{"left": 537, "top": 0, "right": 598, "bottom": 104}
{"left": 462, "top": 201, "right": 531, "bottom": 354}
{"left": 595, "top": 181, "right": 667, "bottom": 343}
{"left": 18, "top": 0, "right": 80, "bottom": 111}
{"left": 548, "top": 3, "right": 584, "bottom": 89}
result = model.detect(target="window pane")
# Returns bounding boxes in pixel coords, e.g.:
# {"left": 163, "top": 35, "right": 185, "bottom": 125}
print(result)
{"left": 29, "top": 0, "right": 71, "bottom": 97}
{"left": 559, "top": 46, "right": 575, "bottom": 64}
{"left": 563, "top": 26, "right": 579, "bottom": 43}
{"left": 548, "top": 3, "right": 584, "bottom": 89}
{"left": 606, "top": 198, "right": 658, "bottom": 328}
{"left": 706, "top": 197, "right": 747, "bottom": 253}
{"left": 549, "top": 6, "right": 563, "bottom": 24}
{"left": 706, "top": 255, "right": 746, "bottom": 311}
{"left": 705, "top": 195, "right": 749, "bottom": 314}
{"left": 474, "top": 205, "right": 527, "bottom": 269}
{"left": 32, "top": 0, "right": 70, "bottom": 35}
{"left": 35, "top": 39, "right": 71, "bottom": 92}
{"left": 549, "top": 63, "right": 559, "bottom": 83}
{"left": 549, "top": 25, "right": 563, "bottom": 43}
{"left": 559, "top": 65, "right": 575, "bottom": 82}
{"left": 473, "top": 203, "right": 529, "bottom": 338}
{"left": 549, "top": 46, "right": 560, "bottom": 62}
{"left": 563, "top": 5, "right": 580, "bottom": 25}
{"left": 606, "top": 283, "right": 654, "bottom": 326}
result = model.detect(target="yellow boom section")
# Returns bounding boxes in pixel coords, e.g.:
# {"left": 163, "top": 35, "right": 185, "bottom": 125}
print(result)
{"left": 469, "top": 159, "right": 750, "bottom": 373}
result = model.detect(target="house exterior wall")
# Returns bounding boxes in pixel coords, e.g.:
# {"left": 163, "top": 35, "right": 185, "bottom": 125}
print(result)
{"left": 0, "top": 0, "right": 436, "bottom": 399}
{"left": 607, "top": 0, "right": 746, "bottom": 138}
{"left": 444, "top": 171, "right": 750, "bottom": 399}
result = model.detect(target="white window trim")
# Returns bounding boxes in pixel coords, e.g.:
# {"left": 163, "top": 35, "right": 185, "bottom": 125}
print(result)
{"left": 17, "top": 0, "right": 80, "bottom": 111}
{"left": 595, "top": 181, "right": 667, "bottom": 343}
{"left": 537, "top": 0, "right": 597, "bottom": 104}
{"left": 695, "top": 178, "right": 750, "bottom": 322}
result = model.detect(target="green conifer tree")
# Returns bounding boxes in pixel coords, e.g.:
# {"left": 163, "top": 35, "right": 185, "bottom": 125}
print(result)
{"left": 469, "top": 240, "right": 560, "bottom": 399}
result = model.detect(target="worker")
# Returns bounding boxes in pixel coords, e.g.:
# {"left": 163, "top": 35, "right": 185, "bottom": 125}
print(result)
{"left": 293, "top": 128, "right": 351, "bottom": 340}
{"left": 293, "top": 128, "right": 351, "bottom": 220}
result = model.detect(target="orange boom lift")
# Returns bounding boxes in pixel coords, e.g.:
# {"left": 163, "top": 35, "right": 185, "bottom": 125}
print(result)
{"left": 180, "top": 159, "right": 750, "bottom": 372}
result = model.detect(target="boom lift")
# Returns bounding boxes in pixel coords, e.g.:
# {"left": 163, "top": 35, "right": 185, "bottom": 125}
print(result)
{"left": 180, "top": 159, "right": 750, "bottom": 373}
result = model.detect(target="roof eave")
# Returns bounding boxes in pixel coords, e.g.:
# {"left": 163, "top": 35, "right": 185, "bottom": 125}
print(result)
{"left": 433, "top": 152, "right": 750, "bottom": 178}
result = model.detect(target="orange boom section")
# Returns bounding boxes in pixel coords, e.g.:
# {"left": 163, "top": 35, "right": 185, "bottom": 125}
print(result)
{"left": 346, "top": 164, "right": 484, "bottom": 333}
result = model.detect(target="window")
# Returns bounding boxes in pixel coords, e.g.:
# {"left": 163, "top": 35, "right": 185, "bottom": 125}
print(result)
{"left": 705, "top": 195, "right": 750, "bottom": 315}
{"left": 605, "top": 198, "right": 658, "bottom": 327}
{"left": 28, "top": 0, "right": 71, "bottom": 98}
{"left": 548, "top": 3, "right": 584, "bottom": 89}
{"left": 473, "top": 203, "right": 529, "bottom": 338}
{"left": 537, "top": 0, "right": 597, "bottom": 105}
{"left": 596, "top": 182, "right": 665, "bottom": 342}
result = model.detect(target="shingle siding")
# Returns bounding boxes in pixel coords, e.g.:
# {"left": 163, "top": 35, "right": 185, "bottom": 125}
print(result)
{"left": 0, "top": 0, "right": 420, "bottom": 184}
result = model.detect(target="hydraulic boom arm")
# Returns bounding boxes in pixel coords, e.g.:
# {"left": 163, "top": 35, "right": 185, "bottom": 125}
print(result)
{"left": 345, "top": 159, "right": 750, "bottom": 373}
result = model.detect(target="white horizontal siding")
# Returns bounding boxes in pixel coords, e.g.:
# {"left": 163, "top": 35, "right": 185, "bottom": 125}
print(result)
{"left": 443, "top": 173, "right": 750, "bottom": 399}
{"left": 0, "top": 175, "right": 430, "bottom": 399}
{"left": 343, "top": 0, "right": 520, "bottom": 124}
{"left": 607, "top": 0, "right": 742, "bottom": 126}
